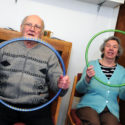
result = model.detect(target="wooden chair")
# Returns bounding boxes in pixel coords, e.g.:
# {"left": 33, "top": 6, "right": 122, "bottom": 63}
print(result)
{"left": 0, "top": 28, "right": 72, "bottom": 125}
{"left": 65, "top": 73, "right": 82, "bottom": 125}
{"left": 65, "top": 73, "right": 122, "bottom": 125}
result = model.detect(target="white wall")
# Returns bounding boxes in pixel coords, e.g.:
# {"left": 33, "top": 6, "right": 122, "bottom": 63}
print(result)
{"left": 0, "top": 0, "right": 120, "bottom": 125}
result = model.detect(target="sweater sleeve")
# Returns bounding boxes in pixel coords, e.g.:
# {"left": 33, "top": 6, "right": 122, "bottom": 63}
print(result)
{"left": 47, "top": 52, "right": 68, "bottom": 96}
{"left": 0, "top": 48, "right": 2, "bottom": 60}
{"left": 119, "top": 86, "right": 125, "bottom": 100}
{"left": 119, "top": 72, "right": 125, "bottom": 100}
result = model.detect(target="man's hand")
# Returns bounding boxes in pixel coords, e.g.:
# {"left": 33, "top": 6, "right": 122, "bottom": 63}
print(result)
{"left": 58, "top": 75, "right": 70, "bottom": 89}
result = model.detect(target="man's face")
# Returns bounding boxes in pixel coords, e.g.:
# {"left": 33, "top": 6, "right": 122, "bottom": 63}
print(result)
{"left": 20, "top": 15, "right": 44, "bottom": 39}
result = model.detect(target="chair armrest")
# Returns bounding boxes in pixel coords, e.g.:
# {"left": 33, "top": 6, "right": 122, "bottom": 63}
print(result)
{"left": 67, "top": 109, "right": 82, "bottom": 125}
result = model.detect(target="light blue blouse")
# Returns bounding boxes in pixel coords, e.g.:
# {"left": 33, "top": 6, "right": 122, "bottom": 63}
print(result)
{"left": 76, "top": 60, "right": 125, "bottom": 120}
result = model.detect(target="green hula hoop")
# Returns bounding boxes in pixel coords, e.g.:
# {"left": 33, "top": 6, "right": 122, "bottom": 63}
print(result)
{"left": 85, "top": 29, "right": 125, "bottom": 87}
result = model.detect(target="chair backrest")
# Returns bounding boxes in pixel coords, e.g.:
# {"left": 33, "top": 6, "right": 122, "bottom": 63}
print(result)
{"left": 65, "top": 73, "right": 83, "bottom": 125}
{"left": 0, "top": 28, "right": 72, "bottom": 125}
{"left": 67, "top": 73, "right": 82, "bottom": 113}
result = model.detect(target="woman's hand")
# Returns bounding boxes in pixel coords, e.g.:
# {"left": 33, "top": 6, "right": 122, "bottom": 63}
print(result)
{"left": 86, "top": 65, "right": 95, "bottom": 83}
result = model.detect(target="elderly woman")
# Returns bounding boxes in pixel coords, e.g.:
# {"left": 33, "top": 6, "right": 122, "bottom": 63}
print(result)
{"left": 76, "top": 36, "right": 125, "bottom": 125}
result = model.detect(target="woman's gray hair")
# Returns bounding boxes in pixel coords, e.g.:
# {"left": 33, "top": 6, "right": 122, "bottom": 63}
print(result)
{"left": 100, "top": 36, "right": 123, "bottom": 62}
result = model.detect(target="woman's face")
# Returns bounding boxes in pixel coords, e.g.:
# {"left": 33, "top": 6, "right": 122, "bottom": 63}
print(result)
{"left": 103, "top": 40, "right": 119, "bottom": 60}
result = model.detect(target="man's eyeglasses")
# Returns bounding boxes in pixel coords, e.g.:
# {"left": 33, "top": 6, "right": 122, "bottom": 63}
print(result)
{"left": 24, "top": 23, "right": 41, "bottom": 30}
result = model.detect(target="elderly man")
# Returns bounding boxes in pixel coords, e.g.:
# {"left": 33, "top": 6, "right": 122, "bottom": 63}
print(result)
{"left": 0, "top": 15, "right": 70, "bottom": 125}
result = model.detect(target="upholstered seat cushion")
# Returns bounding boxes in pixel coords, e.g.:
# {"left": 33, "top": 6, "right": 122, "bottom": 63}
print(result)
{"left": 70, "top": 109, "right": 82, "bottom": 125}
{"left": 14, "top": 123, "right": 25, "bottom": 125}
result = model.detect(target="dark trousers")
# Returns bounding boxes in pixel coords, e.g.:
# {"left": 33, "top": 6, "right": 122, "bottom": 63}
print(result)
{"left": 0, "top": 103, "right": 54, "bottom": 125}
{"left": 76, "top": 107, "right": 119, "bottom": 125}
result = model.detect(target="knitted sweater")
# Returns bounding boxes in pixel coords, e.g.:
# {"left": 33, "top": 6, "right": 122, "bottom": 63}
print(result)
{"left": 76, "top": 60, "right": 125, "bottom": 120}
{"left": 0, "top": 41, "right": 66, "bottom": 105}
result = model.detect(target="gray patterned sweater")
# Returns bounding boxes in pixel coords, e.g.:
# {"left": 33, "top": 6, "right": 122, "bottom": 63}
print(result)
{"left": 0, "top": 41, "right": 67, "bottom": 105}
